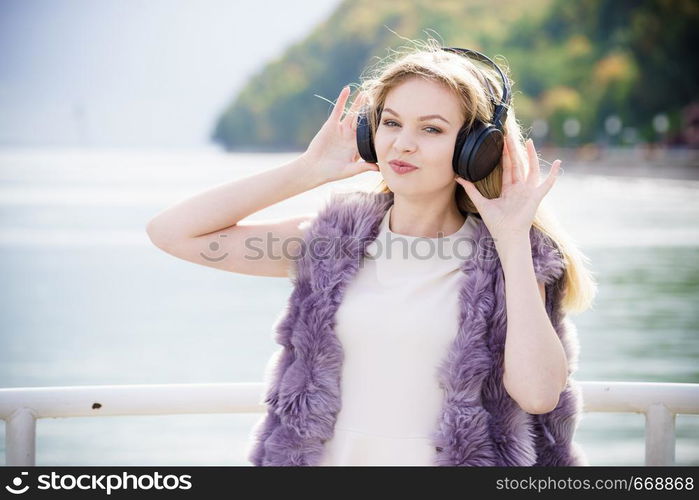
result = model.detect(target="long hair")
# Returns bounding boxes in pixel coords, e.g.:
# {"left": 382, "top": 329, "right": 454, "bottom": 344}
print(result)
{"left": 348, "top": 37, "right": 597, "bottom": 314}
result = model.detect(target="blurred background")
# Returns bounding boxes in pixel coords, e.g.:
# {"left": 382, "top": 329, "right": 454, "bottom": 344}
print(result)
{"left": 0, "top": 0, "right": 697, "bottom": 466}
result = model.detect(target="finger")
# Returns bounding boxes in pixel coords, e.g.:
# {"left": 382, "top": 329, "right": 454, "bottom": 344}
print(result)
{"left": 364, "top": 160, "right": 380, "bottom": 172}
{"left": 354, "top": 93, "right": 369, "bottom": 131}
{"left": 350, "top": 158, "right": 379, "bottom": 175}
{"left": 332, "top": 86, "right": 350, "bottom": 121}
{"left": 525, "top": 138, "right": 540, "bottom": 186}
{"left": 507, "top": 134, "right": 524, "bottom": 183}
{"left": 342, "top": 90, "right": 365, "bottom": 129}
{"left": 538, "top": 159, "right": 561, "bottom": 197}
{"left": 455, "top": 176, "right": 485, "bottom": 207}
{"left": 502, "top": 138, "right": 515, "bottom": 185}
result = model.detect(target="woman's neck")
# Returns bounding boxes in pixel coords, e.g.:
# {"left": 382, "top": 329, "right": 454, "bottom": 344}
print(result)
{"left": 388, "top": 196, "right": 466, "bottom": 238}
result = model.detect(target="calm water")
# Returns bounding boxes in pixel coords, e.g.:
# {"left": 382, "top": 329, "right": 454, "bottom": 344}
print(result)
{"left": 0, "top": 148, "right": 697, "bottom": 465}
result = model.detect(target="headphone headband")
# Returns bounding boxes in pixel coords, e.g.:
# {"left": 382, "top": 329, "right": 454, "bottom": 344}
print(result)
{"left": 440, "top": 47, "right": 511, "bottom": 130}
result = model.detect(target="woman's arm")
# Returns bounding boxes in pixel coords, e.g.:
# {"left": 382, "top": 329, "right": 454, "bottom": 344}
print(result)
{"left": 455, "top": 133, "right": 565, "bottom": 415}
{"left": 145, "top": 155, "right": 323, "bottom": 277}
{"left": 145, "top": 85, "right": 378, "bottom": 277}
{"left": 146, "top": 85, "right": 375, "bottom": 242}
{"left": 146, "top": 155, "right": 322, "bottom": 241}
{"left": 499, "top": 234, "right": 568, "bottom": 415}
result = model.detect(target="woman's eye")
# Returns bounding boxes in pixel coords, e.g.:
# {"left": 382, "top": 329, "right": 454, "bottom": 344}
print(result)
{"left": 381, "top": 120, "right": 441, "bottom": 134}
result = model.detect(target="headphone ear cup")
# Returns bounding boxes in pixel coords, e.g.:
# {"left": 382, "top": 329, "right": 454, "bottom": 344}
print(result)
{"left": 470, "top": 127, "right": 504, "bottom": 182}
{"left": 356, "top": 106, "right": 377, "bottom": 164}
{"left": 452, "top": 124, "right": 473, "bottom": 180}
{"left": 454, "top": 122, "right": 503, "bottom": 182}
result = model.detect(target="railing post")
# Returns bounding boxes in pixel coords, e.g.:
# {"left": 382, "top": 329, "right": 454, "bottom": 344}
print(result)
{"left": 6, "top": 407, "right": 37, "bottom": 466}
{"left": 645, "top": 403, "right": 675, "bottom": 466}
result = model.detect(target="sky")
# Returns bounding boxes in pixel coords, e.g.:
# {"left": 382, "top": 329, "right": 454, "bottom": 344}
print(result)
{"left": 0, "top": 0, "right": 342, "bottom": 149}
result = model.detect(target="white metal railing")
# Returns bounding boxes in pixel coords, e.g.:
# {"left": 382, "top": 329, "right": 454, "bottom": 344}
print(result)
{"left": 1, "top": 381, "right": 697, "bottom": 466}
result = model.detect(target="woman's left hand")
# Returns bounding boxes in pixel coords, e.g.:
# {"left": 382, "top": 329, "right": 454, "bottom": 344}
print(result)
{"left": 455, "top": 134, "right": 561, "bottom": 249}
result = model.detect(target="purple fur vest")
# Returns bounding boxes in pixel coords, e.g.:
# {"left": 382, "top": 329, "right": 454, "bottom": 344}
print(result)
{"left": 247, "top": 189, "right": 587, "bottom": 466}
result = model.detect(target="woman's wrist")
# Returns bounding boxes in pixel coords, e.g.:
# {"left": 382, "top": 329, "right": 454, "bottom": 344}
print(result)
{"left": 287, "top": 154, "right": 327, "bottom": 190}
{"left": 296, "top": 153, "right": 331, "bottom": 188}
{"left": 494, "top": 232, "right": 532, "bottom": 272}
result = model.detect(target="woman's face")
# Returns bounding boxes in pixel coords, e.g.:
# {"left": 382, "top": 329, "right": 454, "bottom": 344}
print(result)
{"left": 374, "top": 77, "right": 464, "bottom": 196}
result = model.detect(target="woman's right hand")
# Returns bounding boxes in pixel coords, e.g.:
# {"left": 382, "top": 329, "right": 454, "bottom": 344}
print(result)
{"left": 302, "top": 86, "right": 380, "bottom": 184}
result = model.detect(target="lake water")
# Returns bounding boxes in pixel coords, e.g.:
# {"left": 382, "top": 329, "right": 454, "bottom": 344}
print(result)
{"left": 0, "top": 148, "right": 697, "bottom": 466}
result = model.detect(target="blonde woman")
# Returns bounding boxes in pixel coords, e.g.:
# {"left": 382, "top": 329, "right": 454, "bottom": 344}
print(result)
{"left": 147, "top": 38, "right": 597, "bottom": 466}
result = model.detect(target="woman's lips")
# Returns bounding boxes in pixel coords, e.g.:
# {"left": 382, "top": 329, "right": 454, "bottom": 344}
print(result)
{"left": 389, "top": 161, "right": 419, "bottom": 174}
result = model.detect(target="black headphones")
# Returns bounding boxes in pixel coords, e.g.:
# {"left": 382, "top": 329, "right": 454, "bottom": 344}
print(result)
{"left": 356, "top": 47, "right": 511, "bottom": 182}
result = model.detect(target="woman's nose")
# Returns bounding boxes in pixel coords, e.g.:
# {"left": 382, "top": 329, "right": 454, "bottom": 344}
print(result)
{"left": 393, "top": 133, "right": 417, "bottom": 153}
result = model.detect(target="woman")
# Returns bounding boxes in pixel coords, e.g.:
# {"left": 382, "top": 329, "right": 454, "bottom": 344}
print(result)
{"left": 146, "top": 39, "right": 597, "bottom": 466}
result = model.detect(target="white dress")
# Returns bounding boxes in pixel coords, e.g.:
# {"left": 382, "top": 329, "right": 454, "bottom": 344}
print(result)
{"left": 317, "top": 205, "right": 480, "bottom": 466}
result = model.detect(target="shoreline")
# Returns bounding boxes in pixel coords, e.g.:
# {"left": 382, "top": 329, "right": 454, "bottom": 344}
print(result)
{"left": 1, "top": 145, "right": 698, "bottom": 182}
{"left": 539, "top": 146, "right": 699, "bottom": 181}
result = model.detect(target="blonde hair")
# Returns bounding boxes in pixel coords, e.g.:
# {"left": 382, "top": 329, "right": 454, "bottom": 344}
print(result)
{"left": 350, "top": 36, "right": 597, "bottom": 315}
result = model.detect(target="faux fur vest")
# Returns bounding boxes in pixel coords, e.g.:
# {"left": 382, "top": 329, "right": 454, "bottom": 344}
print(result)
{"left": 247, "top": 189, "right": 587, "bottom": 466}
